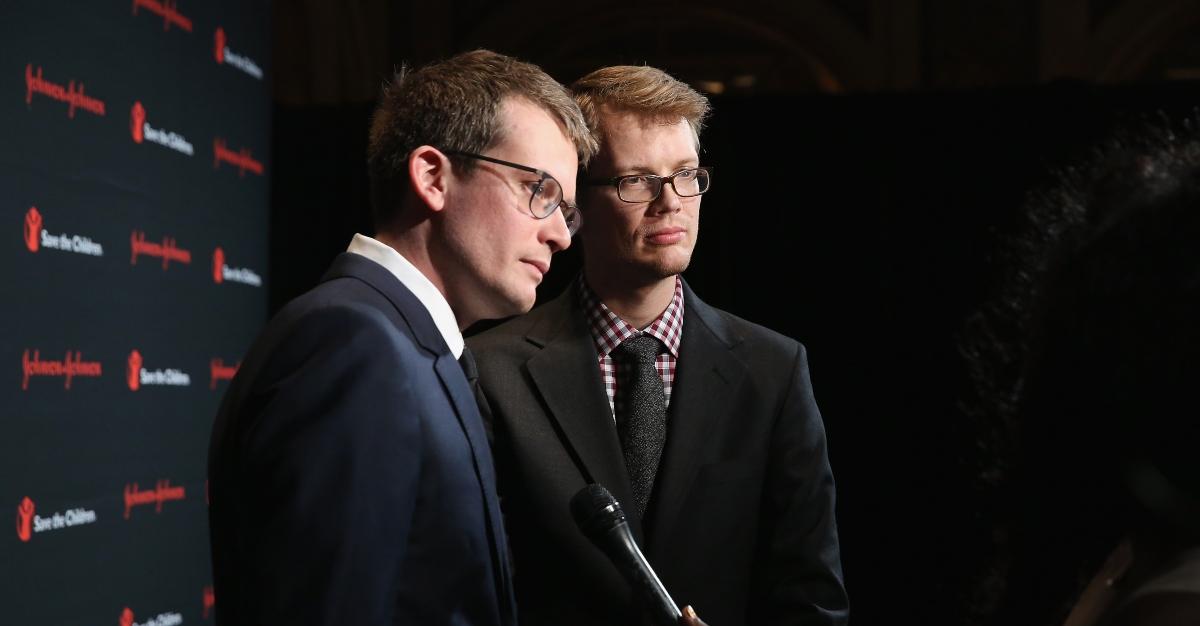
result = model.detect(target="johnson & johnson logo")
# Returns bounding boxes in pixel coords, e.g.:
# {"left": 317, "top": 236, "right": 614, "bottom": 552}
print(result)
{"left": 132, "top": 0, "right": 193, "bottom": 32}
{"left": 202, "top": 586, "right": 215, "bottom": 619}
{"left": 21, "top": 349, "right": 103, "bottom": 390}
{"left": 127, "top": 350, "right": 191, "bottom": 390}
{"left": 25, "top": 64, "right": 106, "bottom": 118}
{"left": 123, "top": 479, "right": 186, "bottom": 519}
{"left": 120, "top": 607, "right": 183, "bottom": 626}
{"left": 212, "top": 138, "right": 264, "bottom": 177}
{"left": 210, "top": 358, "right": 239, "bottom": 389}
{"left": 23, "top": 209, "right": 104, "bottom": 257}
{"left": 130, "top": 230, "right": 191, "bottom": 269}
{"left": 129, "top": 101, "right": 193, "bottom": 156}
{"left": 16, "top": 497, "right": 34, "bottom": 542}
{"left": 213, "top": 27, "right": 262, "bottom": 79}
{"left": 15, "top": 496, "right": 97, "bottom": 540}
{"left": 24, "top": 207, "right": 42, "bottom": 252}
{"left": 211, "top": 247, "right": 262, "bottom": 287}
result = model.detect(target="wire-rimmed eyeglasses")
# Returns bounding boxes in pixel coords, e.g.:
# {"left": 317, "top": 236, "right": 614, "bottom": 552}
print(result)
{"left": 446, "top": 151, "right": 582, "bottom": 236}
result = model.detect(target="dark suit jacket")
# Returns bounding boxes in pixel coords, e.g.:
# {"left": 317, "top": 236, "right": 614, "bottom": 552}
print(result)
{"left": 208, "top": 252, "right": 515, "bottom": 626}
{"left": 467, "top": 278, "right": 848, "bottom": 626}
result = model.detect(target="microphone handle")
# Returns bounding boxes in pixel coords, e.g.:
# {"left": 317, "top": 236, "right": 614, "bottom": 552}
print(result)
{"left": 606, "top": 523, "right": 682, "bottom": 626}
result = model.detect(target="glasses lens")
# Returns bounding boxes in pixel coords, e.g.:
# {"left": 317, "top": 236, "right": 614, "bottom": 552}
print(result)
{"left": 617, "top": 175, "right": 662, "bottom": 203}
{"left": 530, "top": 176, "right": 563, "bottom": 218}
{"left": 562, "top": 203, "right": 582, "bottom": 236}
{"left": 673, "top": 168, "right": 710, "bottom": 197}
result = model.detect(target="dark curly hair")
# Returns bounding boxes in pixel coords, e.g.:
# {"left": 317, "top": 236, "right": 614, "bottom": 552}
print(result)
{"left": 959, "top": 113, "right": 1200, "bottom": 625}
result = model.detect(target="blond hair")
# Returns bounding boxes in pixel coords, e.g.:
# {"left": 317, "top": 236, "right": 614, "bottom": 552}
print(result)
{"left": 569, "top": 65, "right": 711, "bottom": 153}
{"left": 368, "top": 49, "right": 597, "bottom": 228}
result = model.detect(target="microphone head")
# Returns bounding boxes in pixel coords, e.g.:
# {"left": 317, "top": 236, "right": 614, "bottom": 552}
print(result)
{"left": 570, "top": 483, "right": 627, "bottom": 541}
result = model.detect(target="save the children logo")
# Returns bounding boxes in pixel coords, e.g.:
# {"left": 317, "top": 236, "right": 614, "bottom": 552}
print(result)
{"left": 212, "top": 138, "right": 264, "bottom": 177}
{"left": 120, "top": 607, "right": 183, "bottom": 626}
{"left": 24, "top": 64, "right": 106, "bottom": 118}
{"left": 24, "top": 208, "right": 104, "bottom": 256}
{"left": 213, "top": 27, "right": 225, "bottom": 63}
{"left": 15, "top": 496, "right": 98, "bottom": 541}
{"left": 213, "top": 26, "right": 262, "bottom": 79}
{"left": 132, "top": 0, "right": 193, "bottom": 33}
{"left": 131, "top": 102, "right": 146, "bottom": 143}
{"left": 130, "top": 101, "right": 193, "bottom": 156}
{"left": 212, "top": 247, "right": 224, "bottom": 283}
{"left": 130, "top": 230, "right": 192, "bottom": 269}
{"left": 127, "top": 350, "right": 143, "bottom": 391}
{"left": 16, "top": 497, "right": 34, "bottom": 542}
{"left": 211, "top": 247, "right": 262, "bottom": 286}
{"left": 123, "top": 479, "right": 186, "bottom": 519}
{"left": 21, "top": 349, "right": 103, "bottom": 390}
{"left": 24, "top": 207, "right": 42, "bottom": 252}
{"left": 127, "top": 350, "right": 191, "bottom": 390}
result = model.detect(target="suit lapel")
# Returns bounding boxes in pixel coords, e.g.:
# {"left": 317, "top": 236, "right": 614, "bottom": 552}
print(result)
{"left": 323, "top": 252, "right": 515, "bottom": 622}
{"left": 523, "top": 290, "right": 645, "bottom": 541}
{"left": 645, "top": 282, "right": 746, "bottom": 549}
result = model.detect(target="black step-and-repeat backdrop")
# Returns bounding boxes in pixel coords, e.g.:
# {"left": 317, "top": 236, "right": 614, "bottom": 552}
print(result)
{"left": 1, "top": 2, "right": 269, "bottom": 623}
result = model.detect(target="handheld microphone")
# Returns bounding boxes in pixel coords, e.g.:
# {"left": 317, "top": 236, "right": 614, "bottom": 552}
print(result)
{"left": 570, "top": 483, "right": 682, "bottom": 626}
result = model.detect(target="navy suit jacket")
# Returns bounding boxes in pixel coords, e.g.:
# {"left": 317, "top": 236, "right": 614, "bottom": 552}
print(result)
{"left": 209, "top": 252, "right": 515, "bottom": 626}
{"left": 468, "top": 279, "right": 847, "bottom": 626}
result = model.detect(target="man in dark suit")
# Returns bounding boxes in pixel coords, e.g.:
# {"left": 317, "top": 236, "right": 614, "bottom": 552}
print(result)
{"left": 207, "top": 50, "right": 596, "bottom": 626}
{"left": 468, "top": 65, "right": 848, "bottom": 626}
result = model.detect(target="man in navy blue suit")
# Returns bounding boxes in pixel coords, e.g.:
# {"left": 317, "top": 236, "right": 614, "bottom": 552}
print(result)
{"left": 207, "top": 50, "right": 596, "bottom": 626}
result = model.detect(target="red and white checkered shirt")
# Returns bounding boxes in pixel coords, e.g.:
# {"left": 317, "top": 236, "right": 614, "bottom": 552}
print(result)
{"left": 578, "top": 275, "right": 685, "bottom": 418}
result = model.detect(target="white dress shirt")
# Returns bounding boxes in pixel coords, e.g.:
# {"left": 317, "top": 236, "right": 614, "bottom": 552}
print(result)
{"left": 346, "top": 233, "right": 464, "bottom": 359}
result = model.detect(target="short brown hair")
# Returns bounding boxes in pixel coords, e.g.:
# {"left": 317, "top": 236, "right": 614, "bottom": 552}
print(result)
{"left": 367, "top": 49, "right": 597, "bottom": 229}
{"left": 569, "top": 65, "right": 711, "bottom": 155}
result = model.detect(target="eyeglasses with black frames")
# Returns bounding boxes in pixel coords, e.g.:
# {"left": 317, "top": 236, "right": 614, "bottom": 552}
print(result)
{"left": 584, "top": 167, "right": 712, "bottom": 203}
{"left": 446, "top": 151, "right": 582, "bottom": 236}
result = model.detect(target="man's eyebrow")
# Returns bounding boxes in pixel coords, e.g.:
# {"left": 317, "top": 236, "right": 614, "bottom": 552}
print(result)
{"left": 612, "top": 160, "right": 698, "bottom": 176}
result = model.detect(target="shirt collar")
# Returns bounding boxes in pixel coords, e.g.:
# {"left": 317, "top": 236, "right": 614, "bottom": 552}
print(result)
{"left": 346, "top": 233, "right": 464, "bottom": 358}
{"left": 579, "top": 274, "right": 685, "bottom": 358}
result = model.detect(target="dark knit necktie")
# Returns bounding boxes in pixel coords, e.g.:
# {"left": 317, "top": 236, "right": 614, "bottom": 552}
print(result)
{"left": 458, "top": 345, "right": 478, "bottom": 389}
{"left": 614, "top": 334, "right": 667, "bottom": 520}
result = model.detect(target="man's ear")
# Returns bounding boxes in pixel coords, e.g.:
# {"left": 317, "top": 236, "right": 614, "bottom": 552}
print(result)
{"left": 408, "top": 145, "right": 452, "bottom": 213}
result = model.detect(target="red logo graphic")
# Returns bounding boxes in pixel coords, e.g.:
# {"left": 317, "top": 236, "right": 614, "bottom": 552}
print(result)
{"left": 132, "top": 0, "right": 192, "bottom": 32}
{"left": 127, "top": 350, "right": 143, "bottom": 391}
{"left": 131, "top": 101, "right": 146, "bottom": 143}
{"left": 212, "top": 247, "right": 224, "bottom": 283}
{"left": 210, "top": 358, "right": 238, "bottom": 389}
{"left": 212, "top": 138, "right": 263, "bottom": 177}
{"left": 25, "top": 207, "right": 42, "bottom": 252}
{"left": 202, "top": 586, "right": 215, "bottom": 619}
{"left": 24, "top": 64, "right": 106, "bottom": 118}
{"left": 119, "top": 607, "right": 134, "bottom": 626}
{"left": 130, "top": 230, "right": 192, "bottom": 269}
{"left": 21, "top": 349, "right": 103, "bottom": 390}
{"left": 214, "top": 27, "right": 226, "bottom": 63}
{"left": 123, "top": 479, "right": 186, "bottom": 519}
{"left": 16, "top": 497, "right": 34, "bottom": 542}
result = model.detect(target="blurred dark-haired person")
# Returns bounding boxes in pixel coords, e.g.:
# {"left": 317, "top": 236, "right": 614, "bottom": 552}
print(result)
{"left": 962, "top": 118, "right": 1200, "bottom": 626}
{"left": 207, "top": 49, "right": 595, "bottom": 626}
{"left": 468, "top": 65, "right": 848, "bottom": 626}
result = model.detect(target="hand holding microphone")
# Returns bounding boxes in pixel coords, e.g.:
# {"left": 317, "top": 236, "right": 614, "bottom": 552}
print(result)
{"left": 570, "top": 484, "right": 710, "bottom": 626}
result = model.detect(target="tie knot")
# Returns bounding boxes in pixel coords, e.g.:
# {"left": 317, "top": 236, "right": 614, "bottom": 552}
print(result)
{"left": 615, "top": 335, "right": 661, "bottom": 365}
